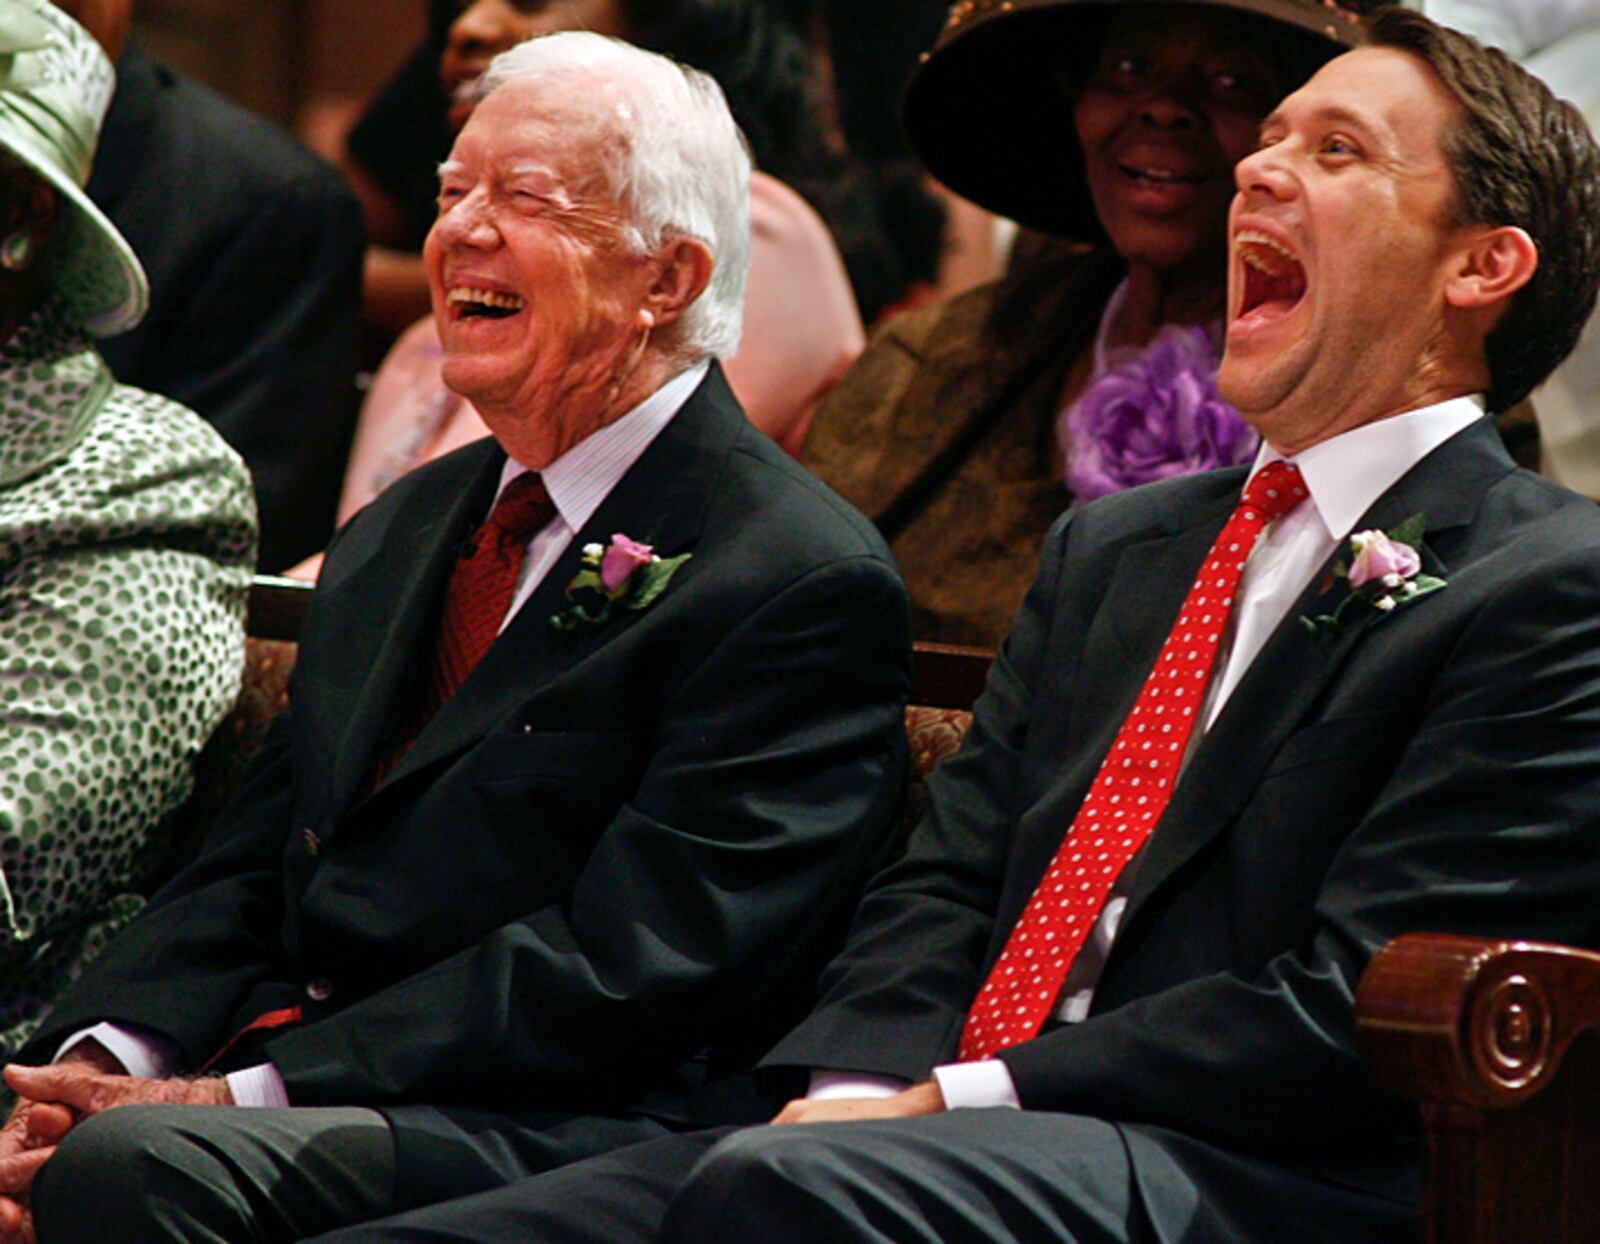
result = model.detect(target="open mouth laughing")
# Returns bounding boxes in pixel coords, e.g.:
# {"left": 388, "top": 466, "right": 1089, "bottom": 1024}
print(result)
{"left": 447, "top": 286, "right": 527, "bottom": 320}
{"left": 1235, "top": 229, "right": 1307, "bottom": 323}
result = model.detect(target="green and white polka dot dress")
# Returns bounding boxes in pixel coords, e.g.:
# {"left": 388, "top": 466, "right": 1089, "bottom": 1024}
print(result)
{"left": 0, "top": 296, "right": 256, "bottom": 1054}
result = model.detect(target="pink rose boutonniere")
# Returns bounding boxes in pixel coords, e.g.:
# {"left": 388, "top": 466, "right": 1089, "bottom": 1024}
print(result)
{"left": 1301, "top": 514, "right": 1445, "bottom": 639}
{"left": 551, "top": 533, "right": 692, "bottom": 631}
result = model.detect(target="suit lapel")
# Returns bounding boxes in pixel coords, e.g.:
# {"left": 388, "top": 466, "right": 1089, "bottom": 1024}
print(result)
{"left": 1118, "top": 417, "right": 1514, "bottom": 929}
{"left": 373, "top": 367, "right": 740, "bottom": 791}
{"left": 325, "top": 443, "right": 506, "bottom": 811}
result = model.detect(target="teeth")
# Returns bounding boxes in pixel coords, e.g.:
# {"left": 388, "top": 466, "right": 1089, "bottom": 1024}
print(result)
{"left": 1124, "top": 164, "right": 1196, "bottom": 184}
{"left": 1236, "top": 230, "right": 1300, "bottom": 276}
{"left": 448, "top": 287, "right": 526, "bottom": 312}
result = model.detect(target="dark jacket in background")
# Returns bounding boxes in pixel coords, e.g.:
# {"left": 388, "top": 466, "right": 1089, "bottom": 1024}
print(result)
{"left": 90, "top": 43, "right": 366, "bottom": 572}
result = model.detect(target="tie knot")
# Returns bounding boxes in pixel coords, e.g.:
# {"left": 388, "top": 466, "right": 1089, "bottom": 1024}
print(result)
{"left": 487, "top": 473, "right": 554, "bottom": 540}
{"left": 1239, "top": 461, "right": 1307, "bottom": 526}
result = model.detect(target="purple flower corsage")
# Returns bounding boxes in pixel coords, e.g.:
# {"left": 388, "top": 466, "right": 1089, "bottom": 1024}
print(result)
{"left": 1300, "top": 515, "right": 1445, "bottom": 638}
{"left": 550, "top": 533, "right": 691, "bottom": 631}
{"left": 1062, "top": 323, "right": 1258, "bottom": 501}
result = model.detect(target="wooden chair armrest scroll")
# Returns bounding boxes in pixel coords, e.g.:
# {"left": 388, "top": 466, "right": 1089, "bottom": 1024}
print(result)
{"left": 1356, "top": 932, "right": 1600, "bottom": 1244}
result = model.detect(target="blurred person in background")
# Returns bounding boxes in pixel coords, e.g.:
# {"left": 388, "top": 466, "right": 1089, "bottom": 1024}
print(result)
{"left": 55, "top": 0, "right": 364, "bottom": 573}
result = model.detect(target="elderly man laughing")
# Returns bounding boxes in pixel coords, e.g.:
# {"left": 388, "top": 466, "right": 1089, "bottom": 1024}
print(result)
{"left": 0, "top": 31, "right": 909, "bottom": 1244}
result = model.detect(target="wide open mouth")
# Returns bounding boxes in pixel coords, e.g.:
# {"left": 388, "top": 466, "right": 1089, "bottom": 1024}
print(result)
{"left": 447, "top": 286, "right": 527, "bottom": 320}
{"left": 1236, "top": 230, "right": 1307, "bottom": 318}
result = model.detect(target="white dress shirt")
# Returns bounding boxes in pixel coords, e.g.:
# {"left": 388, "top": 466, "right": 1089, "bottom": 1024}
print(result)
{"left": 814, "top": 396, "right": 1487, "bottom": 1110}
{"left": 62, "top": 361, "right": 711, "bottom": 1106}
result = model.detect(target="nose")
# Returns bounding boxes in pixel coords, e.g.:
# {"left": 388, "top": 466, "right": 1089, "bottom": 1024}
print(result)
{"left": 435, "top": 189, "right": 501, "bottom": 250}
{"left": 446, "top": 0, "right": 512, "bottom": 66}
{"left": 1233, "top": 141, "right": 1293, "bottom": 201}
{"left": 1133, "top": 66, "right": 1207, "bottom": 132}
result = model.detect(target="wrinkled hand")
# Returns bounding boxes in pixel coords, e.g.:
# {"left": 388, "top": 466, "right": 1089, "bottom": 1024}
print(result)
{"left": 0, "top": 1095, "right": 75, "bottom": 1243}
{"left": 771, "top": 1080, "right": 946, "bottom": 1125}
{"left": 3, "top": 1063, "right": 233, "bottom": 1119}
{"left": 0, "top": 1061, "right": 233, "bottom": 1239}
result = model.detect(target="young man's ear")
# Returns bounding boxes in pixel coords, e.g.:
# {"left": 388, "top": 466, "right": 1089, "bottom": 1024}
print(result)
{"left": 1443, "top": 224, "right": 1538, "bottom": 311}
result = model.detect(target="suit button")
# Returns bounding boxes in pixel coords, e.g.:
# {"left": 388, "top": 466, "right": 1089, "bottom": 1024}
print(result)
{"left": 306, "top": 977, "right": 334, "bottom": 1002}
{"left": 302, "top": 828, "right": 321, "bottom": 857}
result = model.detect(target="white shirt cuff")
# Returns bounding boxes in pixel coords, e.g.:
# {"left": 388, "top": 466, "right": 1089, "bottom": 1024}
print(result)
{"left": 805, "top": 1070, "right": 908, "bottom": 1100}
{"left": 225, "top": 1063, "right": 290, "bottom": 1108}
{"left": 56, "top": 1023, "right": 178, "bottom": 1080}
{"left": 931, "top": 1059, "right": 1022, "bottom": 1110}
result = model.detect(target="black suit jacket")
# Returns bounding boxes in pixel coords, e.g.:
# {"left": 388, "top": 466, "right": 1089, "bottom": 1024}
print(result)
{"left": 28, "top": 369, "right": 909, "bottom": 1151}
{"left": 766, "top": 416, "right": 1600, "bottom": 1218}
{"left": 90, "top": 44, "right": 365, "bottom": 572}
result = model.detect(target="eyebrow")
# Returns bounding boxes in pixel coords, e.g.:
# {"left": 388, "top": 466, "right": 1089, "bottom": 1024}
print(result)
{"left": 1262, "top": 102, "right": 1380, "bottom": 139}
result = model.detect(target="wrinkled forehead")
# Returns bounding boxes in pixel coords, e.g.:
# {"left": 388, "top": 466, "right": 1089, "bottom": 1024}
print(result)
{"left": 453, "top": 72, "right": 636, "bottom": 197}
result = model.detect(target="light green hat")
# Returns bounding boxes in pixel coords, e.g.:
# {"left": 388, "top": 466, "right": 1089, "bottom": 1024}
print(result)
{"left": 0, "top": 0, "right": 146, "bottom": 335}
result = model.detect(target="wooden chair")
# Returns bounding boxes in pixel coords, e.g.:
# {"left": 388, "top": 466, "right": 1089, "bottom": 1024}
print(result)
{"left": 1357, "top": 933, "right": 1600, "bottom": 1243}
{"left": 904, "top": 641, "right": 990, "bottom": 835}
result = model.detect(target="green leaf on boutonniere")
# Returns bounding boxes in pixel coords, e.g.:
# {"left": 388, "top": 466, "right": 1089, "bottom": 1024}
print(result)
{"left": 1299, "top": 514, "right": 1444, "bottom": 639}
{"left": 1388, "top": 512, "right": 1427, "bottom": 552}
{"left": 624, "top": 552, "right": 692, "bottom": 611}
{"left": 564, "top": 568, "right": 606, "bottom": 599}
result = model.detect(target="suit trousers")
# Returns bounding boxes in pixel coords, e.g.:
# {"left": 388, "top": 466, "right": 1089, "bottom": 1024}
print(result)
{"left": 33, "top": 1103, "right": 683, "bottom": 1244}
{"left": 301, "top": 1111, "right": 1415, "bottom": 1244}
{"left": 32, "top": 1106, "right": 396, "bottom": 1244}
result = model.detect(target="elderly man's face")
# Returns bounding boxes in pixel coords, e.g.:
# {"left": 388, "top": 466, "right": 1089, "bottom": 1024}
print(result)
{"left": 425, "top": 76, "right": 661, "bottom": 460}
{"left": 1218, "top": 47, "right": 1468, "bottom": 453}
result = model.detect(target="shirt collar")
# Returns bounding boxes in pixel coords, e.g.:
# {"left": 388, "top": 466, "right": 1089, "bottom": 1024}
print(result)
{"left": 497, "top": 359, "right": 709, "bottom": 531}
{"left": 1250, "top": 394, "right": 1486, "bottom": 542}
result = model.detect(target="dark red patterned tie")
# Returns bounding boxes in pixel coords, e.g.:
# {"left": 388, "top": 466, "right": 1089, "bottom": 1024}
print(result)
{"left": 373, "top": 473, "right": 555, "bottom": 786}
{"left": 423, "top": 472, "right": 555, "bottom": 713}
{"left": 959, "top": 461, "right": 1308, "bottom": 1061}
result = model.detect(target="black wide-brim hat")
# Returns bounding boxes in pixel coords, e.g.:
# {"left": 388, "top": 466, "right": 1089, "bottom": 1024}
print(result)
{"left": 905, "top": 0, "right": 1372, "bottom": 239}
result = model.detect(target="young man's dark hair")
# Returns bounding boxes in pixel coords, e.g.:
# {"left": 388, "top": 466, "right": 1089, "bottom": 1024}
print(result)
{"left": 1366, "top": 6, "right": 1600, "bottom": 412}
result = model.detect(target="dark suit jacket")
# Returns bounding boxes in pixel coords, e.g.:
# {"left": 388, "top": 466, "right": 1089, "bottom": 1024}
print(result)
{"left": 766, "top": 416, "right": 1600, "bottom": 1230}
{"left": 90, "top": 44, "right": 365, "bottom": 572}
{"left": 27, "top": 369, "right": 909, "bottom": 1176}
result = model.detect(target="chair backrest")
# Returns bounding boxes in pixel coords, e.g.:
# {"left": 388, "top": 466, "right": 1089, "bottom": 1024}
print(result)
{"left": 902, "top": 641, "right": 992, "bottom": 844}
{"left": 247, "top": 574, "right": 315, "bottom": 642}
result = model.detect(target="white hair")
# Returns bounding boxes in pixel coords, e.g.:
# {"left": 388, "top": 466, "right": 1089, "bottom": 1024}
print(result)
{"left": 481, "top": 31, "right": 751, "bottom": 361}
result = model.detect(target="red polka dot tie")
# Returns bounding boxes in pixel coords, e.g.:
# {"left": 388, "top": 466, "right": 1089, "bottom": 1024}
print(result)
{"left": 958, "top": 461, "right": 1308, "bottom": 1061}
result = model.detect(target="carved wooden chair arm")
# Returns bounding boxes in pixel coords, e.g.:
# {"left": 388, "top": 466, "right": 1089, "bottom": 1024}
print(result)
{"left": 1357, "top": 932, "right": 1600, "bottom": 1109}
{"left": 1356, "top": 932, "right": 1600, "bottom": 1244}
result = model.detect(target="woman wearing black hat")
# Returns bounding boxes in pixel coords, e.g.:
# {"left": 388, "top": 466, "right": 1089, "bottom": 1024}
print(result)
{"left": 801, "top": 0, "right": 1520, "bottom": 647}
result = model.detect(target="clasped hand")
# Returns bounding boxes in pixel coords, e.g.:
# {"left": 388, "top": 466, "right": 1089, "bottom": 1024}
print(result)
{"left": 0, "top": 1062, "right": 233, "bottom": 1242}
